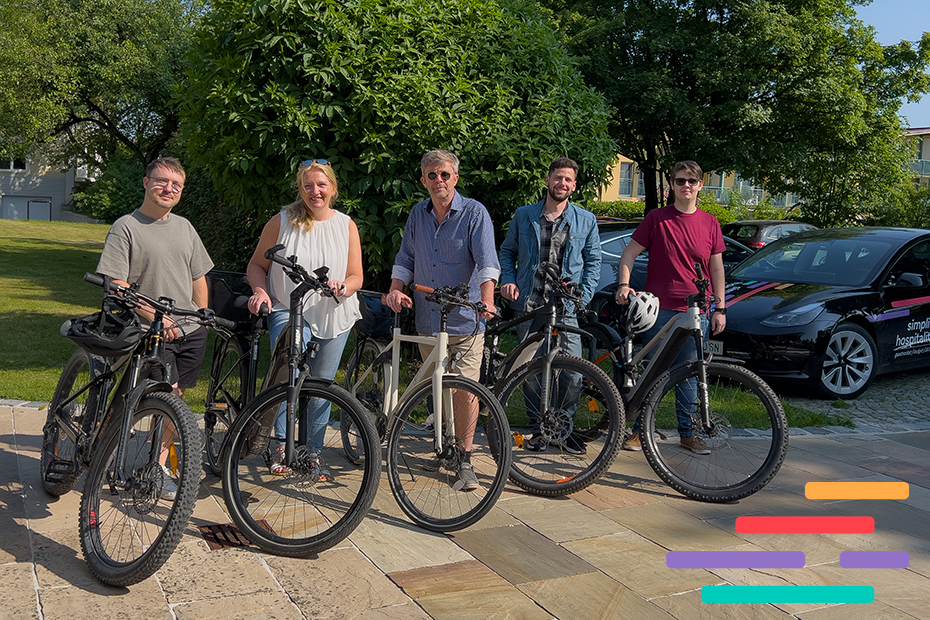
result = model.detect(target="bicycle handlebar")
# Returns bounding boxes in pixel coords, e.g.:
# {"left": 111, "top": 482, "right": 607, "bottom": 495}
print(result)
{"left": 84, "top": 272, "right": 237, "bottom": 330}
{"left": 264, "top": 244, "right": 340, "bottom": 304}
{"left": 414, "top": 283, "right": 487, "bottom": 314}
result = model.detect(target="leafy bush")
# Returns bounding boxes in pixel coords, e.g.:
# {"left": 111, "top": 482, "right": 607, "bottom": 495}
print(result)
{"left": 71, "top": 155, "right": 145, "bottom": 223}
{"left": 180, "top": 0, "right": 617, "bottom": 281}
{"left": 587, "top": 200, "right": 644, "bottom": 220}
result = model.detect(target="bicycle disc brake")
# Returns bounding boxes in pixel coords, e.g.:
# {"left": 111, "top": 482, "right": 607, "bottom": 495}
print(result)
{"left": 697, "top": 414, "right": 731, "bottom": 450}
{"left": 539, "top": 408, "right": 574, "bottom": 443}
{"left": 291, "top": 445, "right": 330, "bottom": 485}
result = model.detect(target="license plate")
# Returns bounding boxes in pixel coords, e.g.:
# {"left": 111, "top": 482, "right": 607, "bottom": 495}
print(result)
{"left": 707, "top": 340, "right": 724, "bottom": 355}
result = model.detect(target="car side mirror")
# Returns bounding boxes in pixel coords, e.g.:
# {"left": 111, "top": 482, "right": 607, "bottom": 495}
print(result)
{"left": 896, "top": 272, "right": 924, "bottom": 287}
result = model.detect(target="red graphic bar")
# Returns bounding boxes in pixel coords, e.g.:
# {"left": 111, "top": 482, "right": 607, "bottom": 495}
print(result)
{"left": 736, "top": 516, "right": 874, "bottom": 535}
{"left": 726, "top": 282, "right": 782, "bottom": 307}
{"left": 892, "top": 295, "right": 930, "bottom": 308}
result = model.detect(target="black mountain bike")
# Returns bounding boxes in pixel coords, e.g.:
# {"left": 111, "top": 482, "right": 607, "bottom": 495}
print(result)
{"left": 482, "top": 266, "right": 624, "bottom": 496}
{"left": 583, "top": 266, "right": 789, "bottom": 502}
{"left": 41, "top": 273, "right": 236, "bottom": 586}
{"left": 221, "top": 244, "right": 380, "bottom": 556}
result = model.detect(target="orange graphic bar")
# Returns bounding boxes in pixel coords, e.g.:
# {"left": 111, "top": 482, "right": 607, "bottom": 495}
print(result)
{"left": 735, "top": 516, "right": 874, "bottom": 535}
{"left": 805, "top": 482, "right": 909, "bottom": 500}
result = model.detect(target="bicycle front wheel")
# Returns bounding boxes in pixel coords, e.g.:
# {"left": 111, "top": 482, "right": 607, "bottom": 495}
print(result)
{"left": 222, "top": 381, "right": 380, "bottom": 557}
{"left": 386, "top": 375, "right": 511, "bottom": 532}
{"left": 496, "top": 355, "right": 624, "bottom": 496}
{"left": 205, "top": 336, "right": 247, "bottom": 476}
{"left": 79, "top": 392, "right": 199, "bottom": 586}
{"left": 341, "top": 336, "right": 387, "bottom": 463}
{"left": 41, "top": 348, "right": 102, "bottom": 496}
{"left": 640, "top": 361, "right": 789, "bottom": 502}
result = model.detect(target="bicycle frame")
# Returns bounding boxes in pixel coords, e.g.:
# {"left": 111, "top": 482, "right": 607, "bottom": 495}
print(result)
{"left": 484, "top": 298, "right": 593, "bottom": 393}
{"left": 354, "top": 311, "right": 459, "bottom": 455}
{"left": 51, "top": 313, "right": 174, "bottom": 485}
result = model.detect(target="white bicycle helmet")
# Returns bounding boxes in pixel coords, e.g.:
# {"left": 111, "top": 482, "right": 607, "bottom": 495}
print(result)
{"left": 626, "top": 291, "right": 660, "bottom": 335}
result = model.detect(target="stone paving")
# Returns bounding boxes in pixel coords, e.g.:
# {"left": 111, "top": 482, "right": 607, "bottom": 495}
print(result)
{"left": 780, "top": 367, "right": 930, "bottom": 436}
{"left": 3, "top": 399, "right": 930, "bottom": 620}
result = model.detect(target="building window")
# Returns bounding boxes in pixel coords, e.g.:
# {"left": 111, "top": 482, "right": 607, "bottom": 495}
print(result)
{"left": 618, "top": 162, "right": 633, "bottom": 197}
{"left": 0, "top": 158, "right": 27, "bottom": 171}
{"left": 637, "top": 168, "right": 647, "bottom": 197}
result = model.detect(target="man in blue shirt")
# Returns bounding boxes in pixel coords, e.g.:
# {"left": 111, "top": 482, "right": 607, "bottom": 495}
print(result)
{"left": 499, "top": 157, "right": 601, "bottom": 453}
{"left": 385, "top": 149, "right": 500, "bottom": 490}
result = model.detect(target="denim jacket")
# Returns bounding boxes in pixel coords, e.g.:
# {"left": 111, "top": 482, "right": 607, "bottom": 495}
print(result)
{"left": 499, "top": 200, "right": 601, "bottom": 313}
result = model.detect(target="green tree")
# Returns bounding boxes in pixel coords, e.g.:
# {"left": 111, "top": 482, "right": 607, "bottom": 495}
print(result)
{"left": 0, "top": 0, "right": 202, "bottom": 169}
{"left": 541, "top": 0, "right": 930, "bottom": 218}
{"left": 180, "top": 0, "right": 617, "bottom": 276}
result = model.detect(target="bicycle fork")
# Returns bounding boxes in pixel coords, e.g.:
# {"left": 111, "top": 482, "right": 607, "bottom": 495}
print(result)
{"left": 688, "top": 306, "right": 713, "bottom": 434}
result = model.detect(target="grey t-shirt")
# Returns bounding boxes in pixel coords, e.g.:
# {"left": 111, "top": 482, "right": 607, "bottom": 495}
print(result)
{"left": 96, "top": 209, "right": 214, "bottom": 328}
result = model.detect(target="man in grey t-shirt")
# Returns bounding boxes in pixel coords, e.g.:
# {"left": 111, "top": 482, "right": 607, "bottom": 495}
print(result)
{"left": 96, "top": 157, "right": 213, "bottom": 499}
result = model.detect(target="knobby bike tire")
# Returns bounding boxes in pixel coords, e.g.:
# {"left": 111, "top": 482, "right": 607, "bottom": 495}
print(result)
{"left": 639, "top": 361, "right": 789, "bottom": 502}
{"left": 495, "top": 355, "right": 624, "bottom": 496}
{"left": 204, "top": 336, "right": 247, "bottom": 476}
{"left": 341, "top": 336, "right": 388, "bottom": 464}
{"left": 386, "top": 375, "right": 511, "bottom": 532}
{"left": 222, "top": 380, "right": 380, "bottom": 557}
{"left": 41, "top": 349, "right": 102, "bottom": 495}
{"left": 79, "top": 392, "right": 199, "bottom": 586}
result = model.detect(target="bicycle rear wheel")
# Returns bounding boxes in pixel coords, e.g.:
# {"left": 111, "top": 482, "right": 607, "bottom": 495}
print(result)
{"left": 205, "top": 336, "right": 247, "bottom": 476}
{"left": 386, "top": 375, "right": 511, "bottom": 532}
{"left": 341, "top": 336, "right": 387, "bottom": 463}
{"left": 640, "top": 361, "right": 788, "bottom": 502}
{"left": 222, "top": 381, "right": 380, "bottom": 556}
{"left": 41, "top": 349, "right": 102, "bottom": 495}
{"left": 496, "top": 355, "right": 624, "bottom": 496}
{"left": 79, "top": 391, "right": 199, "bottom": 586}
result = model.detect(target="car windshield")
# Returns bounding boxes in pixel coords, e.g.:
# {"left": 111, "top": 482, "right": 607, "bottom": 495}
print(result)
{"left": 730, "top": 237, "right": 895, "bottom": 286}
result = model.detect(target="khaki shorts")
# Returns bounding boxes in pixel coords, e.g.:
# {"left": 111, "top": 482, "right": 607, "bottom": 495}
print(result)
{"left": 417, "top": 333, "right": 483, "bottom": 382}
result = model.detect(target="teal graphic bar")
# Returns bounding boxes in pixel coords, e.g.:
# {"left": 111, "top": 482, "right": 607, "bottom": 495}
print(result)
{"left": 701, "top": 585, "right": 875, "bottom": 604}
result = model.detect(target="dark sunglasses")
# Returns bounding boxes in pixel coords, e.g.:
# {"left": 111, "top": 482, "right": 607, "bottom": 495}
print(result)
{"left": 302, "top": 158, "right": 330, "bottom": 166}
{"left": 427, "top": 171, "right": 453, "bottom": 181}
{"left": 673, "top": 177, "right": 701, "bottom": 186}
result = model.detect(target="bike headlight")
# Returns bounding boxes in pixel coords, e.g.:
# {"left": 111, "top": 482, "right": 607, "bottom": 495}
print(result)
{"left": 760, "top": 303, "right": 824, "bottom": 327}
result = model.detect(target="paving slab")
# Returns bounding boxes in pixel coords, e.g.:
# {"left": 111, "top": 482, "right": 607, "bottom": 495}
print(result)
{"left": 4, "top": 402, "right": 930, "bottom": 620}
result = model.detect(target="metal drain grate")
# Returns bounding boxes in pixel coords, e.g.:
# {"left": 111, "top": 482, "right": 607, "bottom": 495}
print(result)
{"left": 198, "top": 521, "right": 274, "bottom": 550}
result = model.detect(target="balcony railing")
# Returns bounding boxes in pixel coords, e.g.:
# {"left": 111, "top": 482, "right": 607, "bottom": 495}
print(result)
{"left": 910, "top": 160, "right": 930, "bottom": 177}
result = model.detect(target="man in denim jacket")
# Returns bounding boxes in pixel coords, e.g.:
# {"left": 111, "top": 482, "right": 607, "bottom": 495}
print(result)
{"left": 499, "top": 157, "right": 601, "bottom": 452}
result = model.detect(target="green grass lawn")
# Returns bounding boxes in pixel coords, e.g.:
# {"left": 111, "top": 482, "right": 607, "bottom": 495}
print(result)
{"left": 0, "top": 220, "right": 854, "bottom": 432}
{"left": 1, "top": 220, "right": 112, "bottom": 401}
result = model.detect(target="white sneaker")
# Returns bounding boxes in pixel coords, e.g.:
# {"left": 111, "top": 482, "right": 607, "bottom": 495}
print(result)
{"left": 160, "top": 464, "right": 178, "bottom": 500}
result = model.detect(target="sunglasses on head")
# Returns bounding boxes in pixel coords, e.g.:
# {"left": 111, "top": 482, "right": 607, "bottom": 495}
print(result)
{"left": 302, "top": 158, "right": 330, "bottom": 166}
{"left": 673, "top": 177, "right": 700, "bottom": 186}
{"left": 427, "top": 171, "right": 453, "bottom": 181}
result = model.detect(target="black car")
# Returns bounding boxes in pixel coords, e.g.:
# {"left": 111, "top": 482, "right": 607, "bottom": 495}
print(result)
{"left": 713, "top": 227, "right": 930, "bottom": 399}
{"left": 721, "top": 220, "right": 818, "bottom": 250}
{"left": 596, "top": 220, "right": 754, "bottom": 293}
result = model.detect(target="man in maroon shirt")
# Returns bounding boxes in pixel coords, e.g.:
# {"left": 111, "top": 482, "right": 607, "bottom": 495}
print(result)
{"left": 614, "top": 160, "right": 727, "bottom": 454}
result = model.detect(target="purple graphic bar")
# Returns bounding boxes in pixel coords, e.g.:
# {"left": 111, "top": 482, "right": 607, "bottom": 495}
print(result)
{"left": 667, "top": 551, "right": 805, "bottom": 569}
{"left": 839, "top": 551, "right": 909, "bottom": 569}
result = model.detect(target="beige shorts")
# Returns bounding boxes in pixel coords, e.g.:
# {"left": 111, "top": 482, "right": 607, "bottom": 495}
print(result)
{"left": 417, "top": 333, "right": 483, "bottom": 382}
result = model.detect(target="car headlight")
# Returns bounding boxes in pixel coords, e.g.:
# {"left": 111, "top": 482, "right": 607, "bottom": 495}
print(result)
{"left": 760, "top": 303, "right": 824, "bottom": 327}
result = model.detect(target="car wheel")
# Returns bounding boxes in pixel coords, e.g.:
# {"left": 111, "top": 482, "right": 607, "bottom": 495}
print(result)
{"left": 817, "top": 323, "right": 876, "bottom": 399}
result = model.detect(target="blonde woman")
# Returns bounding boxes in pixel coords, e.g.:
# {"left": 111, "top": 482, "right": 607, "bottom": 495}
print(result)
{"left": 247, "top": 160, "right": 362, "bottom": 474}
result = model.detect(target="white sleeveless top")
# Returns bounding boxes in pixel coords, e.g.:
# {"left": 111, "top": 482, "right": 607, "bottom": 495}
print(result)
{"left": 266, "top": 210, "right": 361, "bottom": 339}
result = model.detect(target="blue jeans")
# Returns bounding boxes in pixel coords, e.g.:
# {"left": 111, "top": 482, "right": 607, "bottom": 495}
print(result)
{"left": 632, "top": 308, "right": 709, "bottom": 438}
{"left": 514, "top": 312, "right": 582, "bottom": 433}
{"left": 268, "top": 311, "right": 350, "bottom": 452}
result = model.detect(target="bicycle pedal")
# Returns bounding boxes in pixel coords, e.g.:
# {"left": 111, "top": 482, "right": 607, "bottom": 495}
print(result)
{"left": 46, "top": 458, "right": 76, "bottom": 479}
